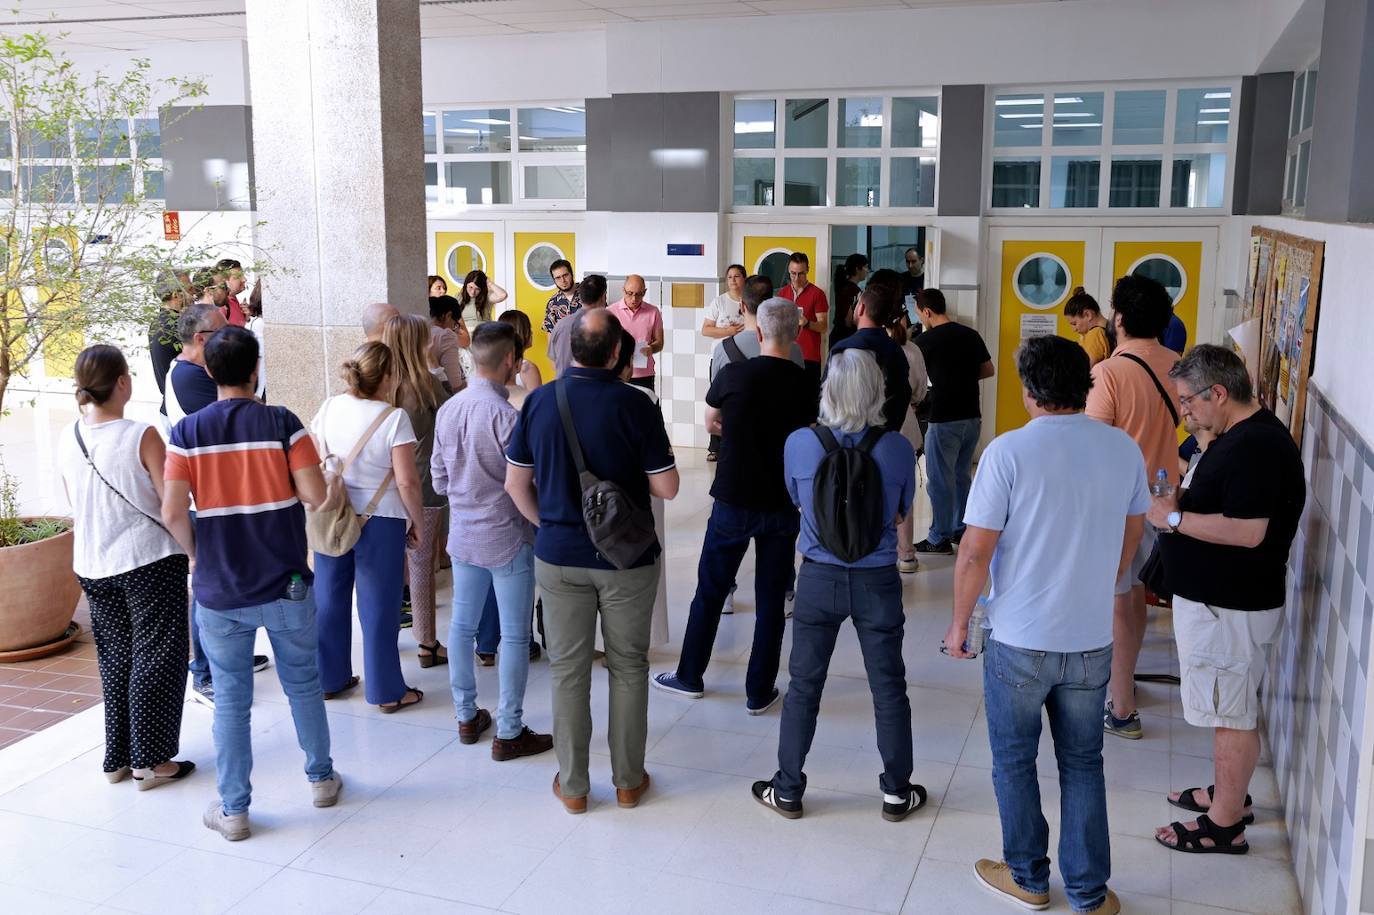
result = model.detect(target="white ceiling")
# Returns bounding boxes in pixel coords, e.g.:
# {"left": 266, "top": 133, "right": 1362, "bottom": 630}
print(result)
{"left": 0, "top": 0, "right": 1065, "bottom": 50}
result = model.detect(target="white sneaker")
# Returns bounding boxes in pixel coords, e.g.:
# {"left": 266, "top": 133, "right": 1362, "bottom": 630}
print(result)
{"left": 203, "top": 800, "right": 250, "bottom": 841}
{"left": 722, "top": 586, "right": 736, "bottom": 615}
{"left": 311, "top": 771, "right": 343, "bottom": 808}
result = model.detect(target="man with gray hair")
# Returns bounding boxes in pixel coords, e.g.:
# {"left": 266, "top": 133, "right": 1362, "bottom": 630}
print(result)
{"left": 361, "top": 302, "right": 399, "bottom": 342}
{"left": 752, "top": 348, "right": 925, "bottom": 823}
{"left": 653, "top": 298, "right": 817, "bottom": 713}
{"left": 1150, "top": 344, "right": 1304, "bottom": 856}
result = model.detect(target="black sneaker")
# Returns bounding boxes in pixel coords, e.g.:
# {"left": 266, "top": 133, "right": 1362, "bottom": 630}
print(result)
{"left": 253, "top": 655, "right": 270, "bottom": 673}
{"left": 401, "top": 585, "right": 412, "bottom": 608}
{"left": 882, "top": 783, "right": 928, "bottom": 822}
{"left": 951, "top": 528, "right": 966, "bottom": 545}
{"left": 751, "top": 779, "right": 802, "bottom": 819}
{"left": 399, "top": 611, "right": 413, "bottom": 630}
{"left": 914, "top": 538, "right": 953, "bottom": 555}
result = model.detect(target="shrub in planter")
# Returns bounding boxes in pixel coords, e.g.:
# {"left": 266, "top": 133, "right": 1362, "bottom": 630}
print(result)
{"left": 0, "top": 462, "right": 81, "bottom": 658}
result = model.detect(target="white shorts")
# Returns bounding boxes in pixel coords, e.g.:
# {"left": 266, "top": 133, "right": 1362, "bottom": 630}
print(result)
{"left": 1173, "top": 596, "right": 1282, "bottom": 730}
{"left": 1114, "top": 525, "right": 1157, "bottom": 596}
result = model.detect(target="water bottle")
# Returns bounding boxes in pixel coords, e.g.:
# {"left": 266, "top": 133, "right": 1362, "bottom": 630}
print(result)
{"left": 285, "top": 573, "right": 307, "bottom": 601}
{"left": 966, "top": 597, "right": 990, "bottom": 656}
{"left": 1149, "top": 468, "right": 1174, "bottom": 498}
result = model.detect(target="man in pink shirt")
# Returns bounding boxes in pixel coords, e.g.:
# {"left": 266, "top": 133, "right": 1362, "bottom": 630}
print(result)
{"left": 777, "top": 252, "right": 829, "bottom": 392}
{"left": 606, "top": 274, "right": 664, "bottom": 392}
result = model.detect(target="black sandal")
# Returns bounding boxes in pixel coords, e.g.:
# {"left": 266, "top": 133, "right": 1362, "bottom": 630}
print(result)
{"left": 1168, "top": 785, "right": 1255, "bottom": 825}
{"left": 324, "top": 675, "right": 359, "bottom": 700}
{"left": 380, "top": 687, "right": 423, "bottom": 714}
{"left": 1156, "top": 814, "right": 1249, "bottom": 854}
{"left": 418, "top": 641, "right": 448, "bottom": 669}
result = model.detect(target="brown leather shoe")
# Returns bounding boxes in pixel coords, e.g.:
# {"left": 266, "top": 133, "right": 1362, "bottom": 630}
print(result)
{"left": 552, "top": 774, "right": 587, "bottom": 815}
{"left": 458, "top": 709, "right": 492, "bottom": 745}
{"left": 491, "top": 726, "right": 553, "bottom": 761}
{"left": 616, "top": 772, "right": 651, "bottom": 808}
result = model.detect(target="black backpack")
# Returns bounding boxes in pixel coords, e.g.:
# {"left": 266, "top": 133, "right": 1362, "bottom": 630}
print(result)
{"left": 810, "top": 425, "right": 887, "bottom": 563}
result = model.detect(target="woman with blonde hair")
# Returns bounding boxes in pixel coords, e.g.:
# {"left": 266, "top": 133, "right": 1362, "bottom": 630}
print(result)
{"left": 57, "top": 344, "right": 195, "bottom": 787}
{"left": 311, "top": 342, "right": 427, "bottom": 712}
{"left": 382, "top": 314, "right": 451, "bottom": 668}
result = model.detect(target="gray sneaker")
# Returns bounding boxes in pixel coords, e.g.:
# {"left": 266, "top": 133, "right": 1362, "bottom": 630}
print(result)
{"left": 203, "top": 800, "right": 250, "bottom": 841}
{"left": 1103, "top": 701, "right": 1143, "bottom": 740}
{"left": 311, "top": 771, "right": 343, "bottom": 808}
{"left": 189, "top": 680, "right": 215, "bottom": 709}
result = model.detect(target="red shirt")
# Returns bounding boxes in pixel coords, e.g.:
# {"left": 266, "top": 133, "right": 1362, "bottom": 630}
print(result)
{"left": 224, "top": 295, "right": 247, "bottom": 328}
{"left": 780, "top": 282, "right": 829, "bottom": 363}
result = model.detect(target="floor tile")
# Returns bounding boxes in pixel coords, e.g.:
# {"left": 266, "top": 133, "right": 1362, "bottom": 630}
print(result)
{"left": 1170, "top": 846, "right": 1304, "bottom": 913}
{"left": 225, "top": 867, "right": 384, "bottom": 914}
{"left": 101, "top": 848, "right": 280, "bottom": 914}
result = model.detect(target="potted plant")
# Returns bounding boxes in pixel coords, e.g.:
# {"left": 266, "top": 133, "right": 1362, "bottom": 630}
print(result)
{"left": 0, "top": 459, "right": 81, "bottom": 660}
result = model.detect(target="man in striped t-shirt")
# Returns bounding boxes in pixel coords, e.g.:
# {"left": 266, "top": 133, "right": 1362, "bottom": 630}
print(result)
{"left": 161, "top": 326, "right": 339, "bottom": 843}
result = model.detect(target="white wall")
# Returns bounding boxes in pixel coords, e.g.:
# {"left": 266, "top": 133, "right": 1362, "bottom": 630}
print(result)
{"left": 421, "top": 33, "right": 609, "bottom": 104}
{"left": 65, "top": 41, "right": 250, "bottom": 107}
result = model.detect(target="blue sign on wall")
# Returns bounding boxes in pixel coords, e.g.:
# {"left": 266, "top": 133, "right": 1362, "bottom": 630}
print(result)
{"left": 666, "top": 243, "right": 705, "bottom": 257}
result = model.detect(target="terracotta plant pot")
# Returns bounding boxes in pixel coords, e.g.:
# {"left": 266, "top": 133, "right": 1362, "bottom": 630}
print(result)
{"left": 0, "top": 519, "right": 82, "bottom": 657}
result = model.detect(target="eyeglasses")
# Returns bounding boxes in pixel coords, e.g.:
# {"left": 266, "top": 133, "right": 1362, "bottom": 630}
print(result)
{"left": 1178, "top": 388, "right": 1212, "bottom": 408}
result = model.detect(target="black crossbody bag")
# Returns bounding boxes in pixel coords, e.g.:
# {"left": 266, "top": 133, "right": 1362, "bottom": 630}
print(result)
{"left": 73, "top": 423, "right": 171, "bottom": 534}
{"left": 1117, "top": 353, "right": 1178, "bottom": 598}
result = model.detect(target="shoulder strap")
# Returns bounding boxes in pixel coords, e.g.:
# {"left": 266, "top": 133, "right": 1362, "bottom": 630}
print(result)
{"left": 855, "top": 427, "right": 885, "bottom": 454}
{"left": 1118, "top": 353, "right": 1180, "bottom": 427}
{"left": 341, "top": 403, "right": 397, "bottom": 474}
{"left": 811, "top": 424, "right": 840, "bottom": 454}
{"left": 723, "top": 335, "right": 745, "bottom": 364}
{"left": 555, "top": 380, "right": 589, "bottom": 476}
{"left": 72, "top": 422, "right": 170, "bottom": 533}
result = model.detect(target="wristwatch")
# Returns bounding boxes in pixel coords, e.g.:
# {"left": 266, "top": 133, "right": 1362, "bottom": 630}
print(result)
{"left": 1166, "top": 510, "right": 1182, "bottom": 534}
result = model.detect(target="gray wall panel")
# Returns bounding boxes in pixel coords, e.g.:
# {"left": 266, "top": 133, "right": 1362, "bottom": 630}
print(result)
{"left": 586, "top": 92, "right": 722, "bottom": 213}
{"left": 1233, "top": 73, "right": 1294, "bottom": 216}
{"left": 1307, "top": 0, "right": 1374, "bottom": 222}
{"left": 161, "top": 104, "right": 255, "bottom": 211}
{"left": 937, "top": 84, "right": 985, "bottom": 217}
{"left": 661, "top": 92, "right": 721, "bottom": 213}
{"left": 585, "top": 97, "right": 614, "bottom": 211}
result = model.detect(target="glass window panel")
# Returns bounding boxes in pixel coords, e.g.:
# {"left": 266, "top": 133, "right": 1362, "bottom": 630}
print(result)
{"left": 991, "top": 157, "right": 1040, "bottom": 207}
{"left": 1295, "top": 141, "right": 1310, "bottom": 208}
{"left": 782, "top": 156, "right": 826, "bottom": 205}
{"left": 993, "top": 94, "right": 1044, "bottom": 147}
{"left": 1049, "top": 156, "right": 1100, "bottom": 208}
{"left": 837, "top": 97, "right": 882, "bottom": 148}
{"left": 1132, "top": 257, "right": 1185, "bottom": 303}
{"left": 442, "top": 109, "right": 511, "bottom": 154}
{"left": 1301, "top": 68, "right": 1318, "bottom": 131}
{"left": 734, "top": 99, "right": 775, "bottom": 149}
{"left": 890, "top": 157, "right": 935, "bottom": 207}
{"left": 1170, "top": 153, "right": 1226, "bottom": 207}
{"left": 444, "top": 160, "right": 510, "bottom": 205}
{"left": 523, "top": 164, "right": 585, "bottom": 199}
{"left": 1015, "top": 256, "right": 1069, "bottom": 308}
{"left": 1289, "top": 74, "right": 1305, "bottom": 137}
{"left": 835, "top": 156, "right": 879, "bottom": 206}
{"left": 134, "top": 118, "right": 160, "bottom": 158}
{"left": 423, "top": 112, "right": 437, "bottom": 155}
{"left": 1052, "top": 92, "right": 1103, "bottom": 147}
{"left": 88, "top": 163, "right": 134, "bottom": 202}
{"left": 143, "top": 168, "right": 163, "bottom": 199}
{"left": 425, "top": 162, "right": 438, "bottom": 203}
{"left": 1113, "top": 90, "right": 1166, "bottom": 145}
{"left": 0, "top": 122, "right": 9, "bottom": 159}
{"left": 22, "top": 165, "right": 75, "bottom": 202}
{"left": 1175, "top": 88, "right": 1231, "bottom": 144}
{"left": 517, "top": 106, "right": 586, "bottom": 152}
{"left": 733, "top": 157, "right": 775, "bottom": 205}
{"left": 784, "top": 98, "right": 828, "bottom": 149}
{"left": 76, "top": 119, "right": 129, "bottom": 158}
{"left": 21, "top": 126, "right": 69, "bottom": 159}
{"left": 1285, "top": 153, "right": 1297, "bottom": 202}
{"left": 0, "top": 168, "right": 12, "bottom": 196}
{"left": 891, "top": 97, "right": 938, "bottom": 148}
{"left": 1109, "top": 156, "right": 1161, "bottom": 207}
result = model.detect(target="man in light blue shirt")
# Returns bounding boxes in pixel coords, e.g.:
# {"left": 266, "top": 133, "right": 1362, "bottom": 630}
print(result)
{"left": 944, "top": 334, "right": 1147, "bottom": 915}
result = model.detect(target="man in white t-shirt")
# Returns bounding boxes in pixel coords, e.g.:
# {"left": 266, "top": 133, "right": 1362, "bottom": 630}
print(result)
{"left": 944, "top": 335, "right": 1146, "bottom": 915}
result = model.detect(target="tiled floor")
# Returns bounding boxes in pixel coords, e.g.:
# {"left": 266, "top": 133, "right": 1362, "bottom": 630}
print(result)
{"left": 0, "top": 443, "right": 1304, "bottom": 914}
{"left": 0, "top": 599, "right": 102, "bottom": 749}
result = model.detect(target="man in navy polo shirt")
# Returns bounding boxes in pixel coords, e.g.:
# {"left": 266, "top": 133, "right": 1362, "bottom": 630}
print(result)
{"left": 829, "top": 278, "right": 913, "bottom": 433}
{"left": 505, "top": 308, "right": 680, "bottom": 815}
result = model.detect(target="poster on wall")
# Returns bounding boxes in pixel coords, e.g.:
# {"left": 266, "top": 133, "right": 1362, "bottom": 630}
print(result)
{"left": 1244, "top": 227, "right": 1324, "bottom": 446}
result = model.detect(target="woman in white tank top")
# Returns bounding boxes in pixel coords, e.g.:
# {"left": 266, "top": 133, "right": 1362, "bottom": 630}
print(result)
{"left": 56, "top": 345, "right": 195, "bottom": 789}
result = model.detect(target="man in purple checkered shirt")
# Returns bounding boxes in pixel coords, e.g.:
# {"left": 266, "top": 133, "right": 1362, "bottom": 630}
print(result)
{"left": 431, "top": 321, "right": 554, "bottom": 761}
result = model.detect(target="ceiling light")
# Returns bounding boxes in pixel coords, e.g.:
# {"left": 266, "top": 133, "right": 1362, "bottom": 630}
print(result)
{"left": 466, "top": 118, "right": 509, "bottom": 126}
{"left": 1204, "top": 91, "right": 1232, "bottom": 99}
{"left": 1052, "top": 96, "right": 1084, "bottom": 104}
{"left": 1196, "top": 119, "right": 1229, "bottom": 125}
{"left": 999, "top": 113, "right": 1042, "bottom": 119}
{"left": 735, "top": 121, "right": 774, "bottom": 133}
{"left": 1019, "top": 123, "right": 1045, "bottom": 128}
{"left": 1199, "top": 108, "right": 1230, "bottom": 114}
{"left": 1053, "top": 113, "right": 1096, "bottom": 118}
{"left": 995, "top": 98, "right": 1044, "bottom": 107}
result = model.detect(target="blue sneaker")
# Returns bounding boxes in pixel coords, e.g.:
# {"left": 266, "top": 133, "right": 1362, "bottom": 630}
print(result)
{"left": 1104, "top": 700, "right": 1143, "bottom": 740}
{"left": 746, "top": 687, "right": 781, "bottom": 716}
{"left": 652, "top": 672, "right": 704, "bottom": 699}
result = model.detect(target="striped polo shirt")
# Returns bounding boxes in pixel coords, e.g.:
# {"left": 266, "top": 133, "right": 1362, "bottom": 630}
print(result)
{"left": 165, "top": 398, "right": 320, "bottom": 610}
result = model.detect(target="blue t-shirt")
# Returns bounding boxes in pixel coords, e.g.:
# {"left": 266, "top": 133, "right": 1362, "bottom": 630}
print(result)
{"left": 1160, "top": 314, "right": 1187, "bottom": 354}
{"left": 506, "top": 367, "right": 675, "bottom": 570}
{"left": 829, "top": 328, "right": 914, "bottom": 434}
{"left": 963, "top": 413, "right": 1150, "bottom": 652}
{"left": 785, "top": 425, "right": 915, "bottom": 568}
{"left": 167, "top": 359, "right": 218, "bottom": 418}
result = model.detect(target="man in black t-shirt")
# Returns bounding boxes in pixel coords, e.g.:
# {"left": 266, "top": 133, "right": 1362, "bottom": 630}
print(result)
{"left": 653, "top": 299, "right": 818, "bottom": 714}
{"left": 149, "top": 271, "right": 190, "bottom": 411}
{"left": 913, "top": 288, "right": 994, "bottom": 553}
{"left": 1147, "top": 345, "right": 1304, "bottom": 856}
{"left": 829, "top": 277, "right": 912, "bottom": 434}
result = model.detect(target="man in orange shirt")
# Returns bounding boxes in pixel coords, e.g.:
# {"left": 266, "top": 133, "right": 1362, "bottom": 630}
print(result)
{"left": 1086, "top": 275, "right": 1180, "bottom": 741}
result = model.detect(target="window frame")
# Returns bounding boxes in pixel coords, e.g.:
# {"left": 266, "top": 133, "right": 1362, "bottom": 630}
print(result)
{"left": 983, "top": 79, "right": 1241, "bottom": 215}
{"left": 729, "top": 88, "right": 941, "bottom": 215}
{"left": 1, "top": 115, "right": 164, "bottom": 207}
{"left": 1282, "top": 58, "right": 1318, "bottom": 215}
{"left": 424, "top": 100, "right": 587, "bottom": 212}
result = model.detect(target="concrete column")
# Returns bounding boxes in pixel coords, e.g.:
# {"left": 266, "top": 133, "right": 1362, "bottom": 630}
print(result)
{"left": 1306, "top": 0, "right": 1374, "bottom": 222}
{"left": 246, "top": 0, "right": 426, "bottom": 422}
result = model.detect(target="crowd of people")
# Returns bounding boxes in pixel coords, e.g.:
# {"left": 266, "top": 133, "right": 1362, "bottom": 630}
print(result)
{"left": 57, "top": 252, "right": 1306, "bottom": 915}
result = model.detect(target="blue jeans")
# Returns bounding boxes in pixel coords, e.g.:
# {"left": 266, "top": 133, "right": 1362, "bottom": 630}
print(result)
{"left": 475, "top": 587, "right": 500, "bottom": 655}
{"left": 774, "top": 560, "right": 911, "bottom": 799}
{"left": 675, "top": 501, "right": 799, "bottom": 706}
{"left": 924, "top": 417, "right": 980, "bottom": 543}
{"left": 448, "top": 544, "right": 535, "bottom": 739}
{"left": 186, "top": 510, "right": 210, "bottom": 687}
{"left": 196, "top": 591, "right": 334, "bottom": 816}
{"left": 983, "top": 638, "right": 1113, "bottom": 913}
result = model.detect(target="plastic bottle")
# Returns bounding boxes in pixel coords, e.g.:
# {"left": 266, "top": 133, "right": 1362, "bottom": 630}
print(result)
{"left": 1149, "top": 468, "right": 1174, "bottom": 498}
{"left": 965, "top": 597, "right": 990, "bottom": 656}
{"left": 286, "top": 573, "right": 307, "bottom": 601}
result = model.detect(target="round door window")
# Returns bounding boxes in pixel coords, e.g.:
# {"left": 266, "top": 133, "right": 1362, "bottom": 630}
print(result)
{"left": 524, "top": 243, "right": 565, "bottom": 291}
{"left": 756, "top": 249, "right": 793, "bottom": 292}
{"left": 1013, "top": 254, "right": 1070, "bottom": 309}
{"left": 42, "top": 239, "right": 72, "bottom": 279}
{"left": 445, "top": 243, "right": 486, "bottom": 283}
{"left": 1129, "top": 255, "right": 1186, "bottom": 304}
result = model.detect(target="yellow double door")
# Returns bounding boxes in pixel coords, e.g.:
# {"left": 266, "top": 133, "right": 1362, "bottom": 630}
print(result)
{"left": 989, "top": 227, "right": 1216, "bottom": 435}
